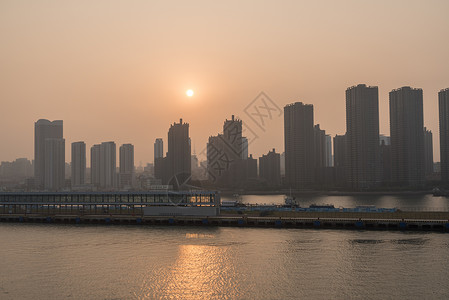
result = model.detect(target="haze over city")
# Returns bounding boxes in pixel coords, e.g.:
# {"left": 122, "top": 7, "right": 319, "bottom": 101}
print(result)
{"left": 1, "top": 0, "right": 449, "bottom": 165}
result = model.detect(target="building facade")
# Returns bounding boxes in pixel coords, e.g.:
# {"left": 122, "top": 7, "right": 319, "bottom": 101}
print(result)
{"left": 346, "top": 84, "right": 380, "bottom": 189}
{"left": 91, "top": 142, "right": 116, "bottom": 190}
{"left": 119, "top": 144, "right": 134, "bottom": 189}
{"left": 71, "top": 141, "right": 86, "bottom": 187}
{"left": 154, "top": 138, "right": 163, "bottom": 161}
{"left": 259, "top": 149, "right": 281, "bottom": 187}
{"left": 167, "top": 119, "right": 191, "bottom": 188}
{"left": 34, "top": 119, "right": 64, "bottom": 190}
{"left": 439, "top": 88, "right": 449, "bottom": 182}
{"left": 389, "top": 87, "right": 424, "bottom": 186}
{"left": 284, "top": 102, "right": 315, "bottom": 188}
{"left": 424, "top": 127, "right": 433, "bottom": 178}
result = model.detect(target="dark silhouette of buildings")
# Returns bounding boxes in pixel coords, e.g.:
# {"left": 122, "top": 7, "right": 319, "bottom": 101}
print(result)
{"left": 167, "top": 119, "right": 191, "bottom": 188}
{"left": 439, "top": 88, "right": 449, "bottom": 182}
{"left": 424, "top": 127, "right": 434, "bottom": 178}
{"left": 389, "top": 87, "right": 425, "bottom": 186}
{"left": 154, "top": 138, "right": 163, "bottom": 161}
{"left": 346, "top": 84, "right": 380, "bottom": 189}
{"left": 153, "top": 138, "right": 166, "bottom": 184}
{"left": 259, "top": 149, "right": 281, "bottom": 187}
{"left": 207, "top": 116, "right": 256, "bottom": 188}
{"left": 314, "top": 124, "right": 327, "bottom": 183}
{"left": 34, "top": 119, "right": 65, "bottom": 191}
{"left": 380, "top": 137, "right": 392, "bottom": 184}
{"left": 333, "top": 134, "right": 347, "bottom": 185}
{"left": 119, "top": 143, "right": 135, "bottom": 189}
{"left": 71, "top": 141, "right": 86, "bottom": 187}
{"left": 284, "top": 102, "right": 315, "bottom": 188}
{"left": 91, "top": 142, "right": 116, "bottom": 190}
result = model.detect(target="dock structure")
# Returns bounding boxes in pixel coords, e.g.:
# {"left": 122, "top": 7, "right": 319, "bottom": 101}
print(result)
{"left": 0, "top": 191, "right": 220, "bottom": 216}
{"left": 1, "top": 192, "right": 449, "bottom": 232}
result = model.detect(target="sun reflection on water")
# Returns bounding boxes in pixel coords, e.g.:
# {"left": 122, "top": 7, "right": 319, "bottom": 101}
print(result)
{"left": 136, "top": 242, "right": 238, "bottom": 299}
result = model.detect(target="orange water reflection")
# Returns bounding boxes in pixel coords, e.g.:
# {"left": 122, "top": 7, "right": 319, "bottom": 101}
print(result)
{"left": 138, "top": 242, "right": 238, "bottom": 299}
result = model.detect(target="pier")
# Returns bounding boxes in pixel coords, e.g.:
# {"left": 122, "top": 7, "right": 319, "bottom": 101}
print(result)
{"left": 1, "top": 192, "right": 449, "bottom": 232}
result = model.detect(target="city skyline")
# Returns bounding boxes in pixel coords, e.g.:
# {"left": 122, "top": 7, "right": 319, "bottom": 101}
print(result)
{"left": 1, "top": 1, "right": 449, "bottom": 164}
{"left": 2, "top": 84, "right": 448, "bottom": 168}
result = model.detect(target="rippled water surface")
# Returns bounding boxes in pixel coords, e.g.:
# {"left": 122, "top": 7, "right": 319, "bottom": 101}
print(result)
{"left": 1, "top": 223, "right": 449, "bottom": 299}
{"left": 223, "top": 194, "right": 449, "bottom": 211}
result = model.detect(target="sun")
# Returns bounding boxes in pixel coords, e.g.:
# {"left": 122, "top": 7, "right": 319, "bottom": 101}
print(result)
{"left": 186, "top": 89, "right": 194, "bottom": 97}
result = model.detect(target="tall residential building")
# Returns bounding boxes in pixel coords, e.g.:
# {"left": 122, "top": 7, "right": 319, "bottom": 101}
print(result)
{"left": 119, "top": 144, "right": 135, "bottom": 189}
{"left": 346, "top": 84, "right": 380, "bottom": 189}
{"left": 333, "top": 134, "right": 346, "bottom": 169}
{"left": 44, "top": 138, "right": 65, "bottom": 190}
{"left": 241, "top": 137, "right": 248, "bottom": 159}
{"left": 207, "top": 116, "right": 256, "bottom": 188}
{"left": 280, "top": 152, "right": 285, "bottom": 176}
{"left": 333, "top": 134, "right": 347, "bottom": 185}
{"left": 259, "top": 149, "right": 281, "bottom": 187}
{"left": 325, "top": 135, "right": 332, "bottom": 167}
{"left": 424, "top": 127, "right": 434, "bottom": 178}
{"left": 154, "top": 138, "right": 165, "bottom": 183}
{"left": 100, "top": 142, "right": 116, "bottom": 189}
{"left": 223, "top": 115, "right": 243, "bottom": 160}
{"left": 314, "top": 124, "right": 326, "bottom": 169}
{"left": 439, "top": 88, "right": 449, "bottom": 182}
{"left": 167, "top": 119, "right": 191, "bottom": 187}
{"left": 154, "top": 138, "right": 163, "bottom": 161}
{"left": 314, "top": 124, "right": 326, "bottom": 183}
{"left": 91, "top": 142, "right": 116, "bottom": 189}
{"left": 389, "top": 87, "right": 424, "bottom": 186}
{"left": 34, "top": 119, "right": 64, "bottom": 190}
{"left": 380, "top": 137, "right": 392, "bottom": 184}
{"left": 284, "top": 102, "right": 315, "bottom": 188}
{"left": 71, "top": 141, "right": 86, "bottom": 187}
{"left": 90, "top": 144, "right": 101, "bottom": 186}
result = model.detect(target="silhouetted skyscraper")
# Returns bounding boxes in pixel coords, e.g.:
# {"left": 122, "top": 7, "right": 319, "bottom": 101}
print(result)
{"left": 314, "top": 124, "right": 326, "bottom": 167}
{"left": 259, "top": 149, "right": 281, "bottom": 187}
{"left": 333, "top": 134, "right": 346, "bottom": 169}
{"left": 242, "top": 137, "right": 248, "bottom": 159}
{"left": 325, "top": 135, "right": 332, "bottom": 167}
{"left": 380, "top": 137, "right": 392, "bottom": 184}
{"left": 207, "top": 116, "right": 256, "bottom": 188}
{"left": 154, "top": 138, "right": 163, "bottom": 161}
{"left": 424, "top": 127, "right": 434, "bottom": 178}
{"left": 71, "top": 141, "right": 86, "bottom": 187}
{"left": 346, "top": 84, "right": 380, "bottom": 189}
{"left": 100, "top": 142, "right": 116, "bottom": 189}
{"left": 91, "top": 142, "right": 116, "bottom": 189}
{"left": 390, "top": 87, "right": 424, "bottom": 186}
{"left": 439, "top": 88, "right": 449, "bottom": 182}
{"left": 90, "top": 144, "right": 100, "bottom": 186}
{"left": 284, "top": 102, "right": 315, "bottom": 188}
{"left": 44, "top": 138, "right": 65, "bottom": 190}
{"left": 223, "top": 115, "right": 243, "bottom": 161}
{"left": 34, "top": 119, "right": 64, "bottom": 190}
{"left": 167, "top": 119, "right": 191, "bottom": 188}
{"left": 119, "top": 144, "right": 134, "bottom": 189}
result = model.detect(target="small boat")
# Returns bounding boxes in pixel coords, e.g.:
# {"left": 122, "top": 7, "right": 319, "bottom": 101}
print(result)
{"left": 221, "top": 194, "right": 245, "bottom": 207}
{"left": 221, "top": 200, "right": 240, "bottom": 207}
{"left": 284, "top": 188, "right": 297, "bottom": 206}
{"left": 309, "top": 204, "right": 335, "bottom": 209}
{"left": 432, "top": 187, "right": 449, "bottom": 197}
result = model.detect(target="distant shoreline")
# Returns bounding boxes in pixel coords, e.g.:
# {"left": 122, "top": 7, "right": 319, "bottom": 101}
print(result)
{"left": 220, "top": 190, "right": 432, "bottom": 196}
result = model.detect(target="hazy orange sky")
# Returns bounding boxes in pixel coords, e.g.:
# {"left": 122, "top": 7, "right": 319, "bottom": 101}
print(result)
{"left": 1, "top": 0, "right": 449, "bottom": 166}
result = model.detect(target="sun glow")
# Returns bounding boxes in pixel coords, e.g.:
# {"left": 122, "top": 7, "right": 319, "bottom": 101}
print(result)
{"left": 186, "top": 89, "right": 194, "bottom": 97}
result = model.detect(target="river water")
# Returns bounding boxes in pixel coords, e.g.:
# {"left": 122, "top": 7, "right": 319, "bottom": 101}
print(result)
{"left": 222, "top": 194, "right": 449, "bottom": 211}
{"left": 1, "top": 222, "right": 449, "bottom": 299}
